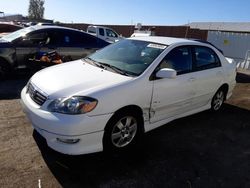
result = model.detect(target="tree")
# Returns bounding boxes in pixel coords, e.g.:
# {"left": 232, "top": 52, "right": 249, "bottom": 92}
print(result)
{"left": 28, "top": 0, "right": 45, "bottom": 20}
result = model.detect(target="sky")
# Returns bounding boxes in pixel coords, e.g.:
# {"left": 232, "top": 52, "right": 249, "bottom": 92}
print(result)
{"left": 1, "top": 0, "right": 250, "bottom": 25}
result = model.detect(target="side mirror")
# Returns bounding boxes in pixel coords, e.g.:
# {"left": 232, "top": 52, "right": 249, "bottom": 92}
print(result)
{"left": 156, "top": 68, "right": 177, "bottom": 79}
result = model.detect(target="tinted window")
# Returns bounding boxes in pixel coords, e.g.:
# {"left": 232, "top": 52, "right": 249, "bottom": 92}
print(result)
{"left": 58, "top": 30, "right": 97, "bottom": 47}
{"left": 99, "top": 28, "right": 104, "bottom": 36}
{"left": 106, "top": 29, "right": 118, "bottom": 38}
{"left": 159, "top": 47, "right": 192, "bottom": 75}
{"left": 45, "top": 30, "right": 60, "bottom": 46}
{"left": 26, "top": 31, "right": 48, "bottom": 45}
{"left": 87, "top": 27, "right": 96, "bottom": 34}
{"left": 78, "top": 32, "right": 98, "bottom": 47}
{"left": 194, "top": 46, "right": 221, "bottom": 70}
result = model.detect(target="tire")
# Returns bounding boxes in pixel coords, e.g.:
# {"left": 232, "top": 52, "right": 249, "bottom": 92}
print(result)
{"left": 103, "top": 110, "right": 143, "bottom": 152}
{"left": 211, "top": 88, "right": 226, "bottom": 112}
{"left": 0, "top": 61, "right": 11, "bottom": 80}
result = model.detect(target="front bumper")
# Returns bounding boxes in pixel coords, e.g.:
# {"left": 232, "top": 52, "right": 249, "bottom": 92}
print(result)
{"left": 33, "top": 125, "right": 104, "bottom": 155}
{"left": 21, "top": 87, "right": 113, "bottom": 155}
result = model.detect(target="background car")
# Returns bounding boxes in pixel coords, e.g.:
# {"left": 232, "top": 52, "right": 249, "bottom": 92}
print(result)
{"left": 0, "top": 25, "right": 110, "bottom": 78}
{"left": 87, "top": 25, "right": 123, "bottom": 43}
{"left": 0, "top": 22, "right": 23, "bottom": 37}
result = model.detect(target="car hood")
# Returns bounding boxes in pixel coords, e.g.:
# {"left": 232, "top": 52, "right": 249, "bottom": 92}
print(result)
{"left": 30, "top": 60, "right": 133, "bottom": 98}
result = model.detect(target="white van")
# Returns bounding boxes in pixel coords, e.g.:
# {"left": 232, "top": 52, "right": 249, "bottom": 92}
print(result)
{"left": 87, "top": 25, "right": 122, "bottom": 43}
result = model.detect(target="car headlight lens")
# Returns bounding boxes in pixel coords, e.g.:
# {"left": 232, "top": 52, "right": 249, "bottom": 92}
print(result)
{"left": 48, "top": 96, "right": 98, "bottom": 114}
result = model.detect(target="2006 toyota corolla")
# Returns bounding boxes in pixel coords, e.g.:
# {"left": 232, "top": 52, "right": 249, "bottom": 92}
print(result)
{"left": 21, "top": 37, "right": 236, "bottom": 155}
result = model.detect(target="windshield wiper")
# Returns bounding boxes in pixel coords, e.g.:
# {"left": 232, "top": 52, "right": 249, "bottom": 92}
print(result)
{"left": 83, "top": 57, "right": 137, "bottom": 77}
{"left": 98, "top": 62, "right": 137, "bottom": 76}
{"left": 83, "top": 57, "right": 105, "bottom": 69}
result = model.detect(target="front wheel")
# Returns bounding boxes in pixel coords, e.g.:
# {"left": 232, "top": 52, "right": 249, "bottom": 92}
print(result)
{"left": 211, "top": 89, "right": 226, "bottom": 111}
{"left": 103, "top": 111, "right": 143, "bottom": 152}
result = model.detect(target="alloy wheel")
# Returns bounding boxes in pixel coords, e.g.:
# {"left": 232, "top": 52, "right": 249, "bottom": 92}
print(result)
{"left": 111, "top": 116, "right": 137, "bottom": 148}
{"left": 213, "top": 90, "right": 224, "bottom": 111}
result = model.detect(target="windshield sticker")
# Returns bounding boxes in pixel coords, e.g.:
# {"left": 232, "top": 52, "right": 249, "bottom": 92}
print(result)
{"left": 147, "top": 43, "right": 166, "bottom": 49}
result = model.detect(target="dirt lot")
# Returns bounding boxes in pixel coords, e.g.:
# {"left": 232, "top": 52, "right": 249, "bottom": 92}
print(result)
{"left": 0, "top": 71, "right": 250, "bottom": 188}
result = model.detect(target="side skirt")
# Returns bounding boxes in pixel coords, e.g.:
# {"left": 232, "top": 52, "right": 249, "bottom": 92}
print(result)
{"left": 144, "top": 103, "right": 211, "bottom": 133}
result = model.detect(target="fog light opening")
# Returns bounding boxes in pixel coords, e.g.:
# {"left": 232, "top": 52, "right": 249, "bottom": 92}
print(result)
{"left": 56, "top": 138, "right": 80, "bottom": 144}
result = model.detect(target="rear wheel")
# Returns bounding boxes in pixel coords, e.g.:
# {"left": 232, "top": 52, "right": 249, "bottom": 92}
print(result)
{"left": 103, "top": 111, "right": 143, "bottom": 152}
{"left": 211, "top": 89, "right": 226, "bottom": 111}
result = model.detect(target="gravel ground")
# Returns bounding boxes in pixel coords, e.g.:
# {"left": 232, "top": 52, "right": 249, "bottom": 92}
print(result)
{"left": 0, "top": 71, "right": 250, "bottom": 188}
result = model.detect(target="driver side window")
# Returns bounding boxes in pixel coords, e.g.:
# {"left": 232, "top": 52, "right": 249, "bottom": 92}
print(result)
{"left": 106, "top": 29, "right": 118, "bottom": 38}
{"left": 26, "top": 32, "right": 48, "bottom": 45}
{"left": 159, "top": 46, "right": 192, "bottom": 75}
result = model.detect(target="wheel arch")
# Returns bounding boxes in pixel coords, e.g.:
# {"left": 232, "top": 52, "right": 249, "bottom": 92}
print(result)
{"left": 104, "top": 105, "right": 145, "bottom": 133}
{"left": 218, "top": 83, "right": 229, "bottom": 99}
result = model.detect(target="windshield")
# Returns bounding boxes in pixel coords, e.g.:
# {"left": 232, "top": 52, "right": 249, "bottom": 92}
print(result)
{"left": 1, "top": 27, "right": 35, "bottom": 42}
{"left": 87, "top": 39, "right": 167, "bottom": 76}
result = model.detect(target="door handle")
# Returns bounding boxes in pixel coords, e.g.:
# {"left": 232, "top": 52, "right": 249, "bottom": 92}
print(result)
{"left": 189, "top": 77, "right": 196, "bottom": 82}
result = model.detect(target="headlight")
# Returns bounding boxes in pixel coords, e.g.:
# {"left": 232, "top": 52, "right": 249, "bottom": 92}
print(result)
{"left": 48, "top": 96, "right": 98, "bottom": 114}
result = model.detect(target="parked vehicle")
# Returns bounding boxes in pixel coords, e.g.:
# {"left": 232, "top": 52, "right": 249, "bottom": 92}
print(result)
{"left": 87, "top": 25, "right": 123, "bottom": 43}
{"left": 0, "top": 25, "right": 110, "bottom": 78}
{"left": 0, "top": 22, "right": 23, "bottom": 38}
{"left": 21, "top": 37, "right": 236, "bottom": 155}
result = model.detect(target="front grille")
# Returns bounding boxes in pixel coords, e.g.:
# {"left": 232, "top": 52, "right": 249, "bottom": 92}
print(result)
{"left": 27, "top": 83, "right": 47, "bottom": 106}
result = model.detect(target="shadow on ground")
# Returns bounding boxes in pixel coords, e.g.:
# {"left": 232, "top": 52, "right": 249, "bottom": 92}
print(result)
{"left": 34, "top": 104, "right": 250, "bottom": 188}
{"left": 0, "top": 70, "right": 32, "bottom": 99}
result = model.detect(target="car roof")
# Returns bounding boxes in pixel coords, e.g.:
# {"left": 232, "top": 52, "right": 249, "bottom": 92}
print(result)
{"left": 129, "top": 36, "right": 199, "bottom": 46}
{"left": 88, "top": 25, "right": 109, "bottom": 29}
{"left": 29, "top": 25, "right": 85, "bottom": 33}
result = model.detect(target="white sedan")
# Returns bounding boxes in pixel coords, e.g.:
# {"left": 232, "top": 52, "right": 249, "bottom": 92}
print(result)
{"left": 21, "top": 37, "right": 236, "bottom": 155}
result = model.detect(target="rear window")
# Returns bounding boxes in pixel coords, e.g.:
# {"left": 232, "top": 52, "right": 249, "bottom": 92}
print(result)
{"left": 87, "top": 27, "right": 96, "bottom": 34}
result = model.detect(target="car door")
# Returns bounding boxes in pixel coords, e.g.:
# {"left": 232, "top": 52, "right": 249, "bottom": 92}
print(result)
{"left": 15, "top": 30, "right": 49, "bottom": 66}
{"left": 57, "top": 30, "right": 97, "bottom": 60}
{"left": 150, "top": 46, "right": 196, "bottom": 123}
{"left": 39, "top": 29, "right": 60, "bottom": 53}
{"left": 98, "top": 28, "right": 106, "bottom": 41}
{"left": 190, "top": 46, "right": 224, "bottom": 109}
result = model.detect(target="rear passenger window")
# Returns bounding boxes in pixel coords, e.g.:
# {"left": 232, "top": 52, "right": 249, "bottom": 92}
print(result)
{"left": 159, "top": 47, "right": 192, "bottom": 75}
{"left": 59, "top": 30, "right": 97, "bottom": 47}
{"left": 194, "top": 46, "right": 221, "bottom": 70}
